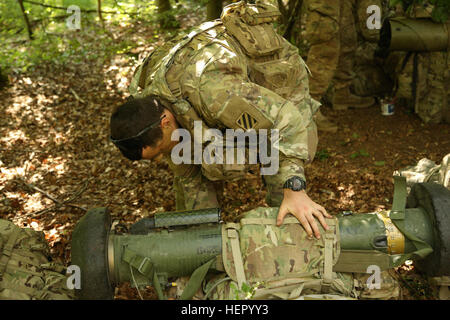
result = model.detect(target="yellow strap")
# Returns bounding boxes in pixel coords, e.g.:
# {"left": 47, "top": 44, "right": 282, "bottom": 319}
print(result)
{"left": 377, "top": 211, "right": 405, "bottom": 255}
{"left": 227, "top": 228, "right": 247, "bottom": 289}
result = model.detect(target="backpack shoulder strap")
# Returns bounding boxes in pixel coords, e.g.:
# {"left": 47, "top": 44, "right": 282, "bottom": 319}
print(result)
{"left": 0, "top": 227, "right": 21, "bottom": 275}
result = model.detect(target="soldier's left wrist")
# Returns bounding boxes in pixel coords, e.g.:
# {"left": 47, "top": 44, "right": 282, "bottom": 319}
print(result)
{"left": 283, "top": 176, "right": 307, "bottom": 192}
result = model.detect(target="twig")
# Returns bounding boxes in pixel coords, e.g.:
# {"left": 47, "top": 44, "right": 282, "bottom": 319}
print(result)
{"left": 69, "top": 88, "right": 86, "bottom": 104}
{"left": 21, "top": 179, "right": 62, "bottom": 205}
{"left": 22, "top": 0, "right": 138, "bottom": 16}
{"left": 21, "top": 179, "right": 89, "bottom": 217}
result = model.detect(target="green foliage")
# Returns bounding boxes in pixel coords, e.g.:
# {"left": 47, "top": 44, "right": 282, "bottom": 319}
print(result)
{"left": 389, "top": 0, "right": 450, "bottom": 22}
{"left": 229, "top": 281, "right": 259, "bottom": 300}
{"left": 350, "top": 149, "right": 370, "bottom": 159}
{"left": 316, "top": 149, "right": 330, "bottom": 161}
{"left": 0, "top": 0, "right": 178, "bottom": 73}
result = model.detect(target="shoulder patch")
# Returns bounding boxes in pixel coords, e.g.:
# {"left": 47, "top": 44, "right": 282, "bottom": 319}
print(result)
{"left": 236, "top": 112, "right": 258, "bottom": 130}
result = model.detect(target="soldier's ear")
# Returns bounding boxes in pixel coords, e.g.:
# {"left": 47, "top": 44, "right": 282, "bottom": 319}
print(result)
{"left": 160, "top": 113, "right": 171, "bottom": 128}
{"left": 161, "top": 109, "right": 177, "bottom": 129}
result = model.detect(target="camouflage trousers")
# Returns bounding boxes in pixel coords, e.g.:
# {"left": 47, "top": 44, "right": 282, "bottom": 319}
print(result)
{"left": 301, "top": 0, "right": 382, "bottom": 101}
{"left": 173, "top": 161, "right": 283, "bottom": 210}
{"left": 167, "top": 157, "right": 285, "bottom": 211}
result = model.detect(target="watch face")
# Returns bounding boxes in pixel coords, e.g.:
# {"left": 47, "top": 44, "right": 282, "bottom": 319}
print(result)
{"left": 293, "top": 179, "right": 301, "bottom": 189}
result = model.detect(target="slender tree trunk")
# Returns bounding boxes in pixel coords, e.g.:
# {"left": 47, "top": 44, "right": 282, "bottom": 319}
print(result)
{"left": 157, "top": 0, "right": 175, "bottom": 29}
{"left": 283, "top": 0, "right": 302, "bottom": 40}
{"left": 157, "top": 0, "right": 172, "bottom": 14}
{"left": 97, "top": 0, "right": 105, "bottom": 29}
{"left": 207, "top": 0, "right": 223, "bottom": 20}
{"left": 0, "top": 67, "right": 8, "bottom": 90}
{"left": 17, "top": 0, "right": 33, "bottom": 40}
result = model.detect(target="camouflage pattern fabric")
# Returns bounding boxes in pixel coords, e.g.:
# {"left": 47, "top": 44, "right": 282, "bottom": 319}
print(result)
{"left": 219, "top": 207, "right": 353, "bottom": 299}
{"left": 333, "top": 0, "right": 358, "bottom": 93}
{"left": 394, "top": 153, "right": 450, "bottom": 192}
{"left": 389, "top": 3, "right": 450, "bottom": 124}
{"left": 351, "top": 0, "right": 394, "bottom": 98}
{"left": 130, "top": 1, "right": 320, "bottom": 210}
{"left": 395, "top": 50, "right": 450, "bottom": 124}
{"left": 166, "top": 156, "right": 220, "bottom": 210}
{"left": 299, "top": 0, "right": 390, "bottom": 101}
{"left": 0, "top": 219, "right": 74, "bottom": 300}
{"left": 353, "top": 270, "right": 400, "bottom": 300}
{"left": 299, "top": 0, "right": 340, "bottom": 101}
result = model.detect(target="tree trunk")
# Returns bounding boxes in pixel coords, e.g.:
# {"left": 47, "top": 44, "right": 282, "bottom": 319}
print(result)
{"left": 17, "top": 0, "right": 33, "bottom": 40}
{"left": 0, "top": 67, "right": 8, "bottom": 90}
{"left": 157, "top": 0, "right": 172, "bottom": 14}
{"left": 157, "top": 0, "right": 173, "bottom": 28}
{"left": 97, "top": 0, "right": 105, "bottom": 29}
{"left": 283, "top": 0, "right": 302, "bottom": 40}
{"left": 206, "top": 0, "right": 223, "bottom": 20}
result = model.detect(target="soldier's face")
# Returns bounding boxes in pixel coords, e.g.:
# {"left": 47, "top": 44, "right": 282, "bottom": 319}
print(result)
{"left": 142, "top": 141, "right": 164, "bottom": 161}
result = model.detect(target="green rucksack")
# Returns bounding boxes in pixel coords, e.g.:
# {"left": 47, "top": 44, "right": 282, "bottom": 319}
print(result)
{"left": 0, "top": 219, "right": 74, "bottom": 300}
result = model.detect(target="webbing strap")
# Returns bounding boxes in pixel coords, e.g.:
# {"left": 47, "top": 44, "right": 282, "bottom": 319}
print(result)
{"left": 0, "top": 227, "right": 21, "bottom": 275}
{"left": 180, "top": 258, "right": 215, "bottom": 300}
{"left": 389, "top": 175, "right": 433, "bottom": 267}
{"left": 227, "top": 227, "right": 247, "bottom": 289}
{"left": 322, "top": 221, "right": 335, "bottom": 293}
{"left": 152, "top": 271, "right": 166, "bottom": 300}
{"left": 240, "top": 217, "right": 300, "bottom": 225}
{"left": 122, "top": 247, "right": 154, "bottom": 279}
{"left": 122, "top": 248, "right": 167, "bottom": 299}
{"left": 391, "top": 175, "right": 406, "bottom": 220}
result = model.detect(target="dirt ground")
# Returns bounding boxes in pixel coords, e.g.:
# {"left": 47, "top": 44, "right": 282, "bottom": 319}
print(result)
{"left": 1, "top": 49, "right": 449, "bottom": 299}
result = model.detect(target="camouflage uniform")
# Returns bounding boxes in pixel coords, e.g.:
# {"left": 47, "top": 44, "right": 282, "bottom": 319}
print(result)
{"left": 300, "top": 0, "right": 376, "bottom": 109}
{"left": 0, "top": 219, "right": 74, "bottom": 300}
{"left": 129, "top": 1, "right": 320, "bottom": 210}
{"left": 352, "top": 0, "right": 394, "bottom": 98}
{"left": 381, "top": 2, "right": 450, "bottom": 124}
{"left": 394, "top": 153, "right": 450, "bottom": 192}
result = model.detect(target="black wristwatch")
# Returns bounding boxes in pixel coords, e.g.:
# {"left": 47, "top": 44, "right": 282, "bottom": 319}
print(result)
{"left": 283, "top": 176, "right": 306, "bottom": 192}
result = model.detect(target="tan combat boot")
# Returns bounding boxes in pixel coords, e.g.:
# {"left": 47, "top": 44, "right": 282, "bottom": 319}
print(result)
{"left": 314, "top": 110, "right": 338, "bottom": 133}
{"left": 333, "top": 87, "right": 376, "bottom": 110}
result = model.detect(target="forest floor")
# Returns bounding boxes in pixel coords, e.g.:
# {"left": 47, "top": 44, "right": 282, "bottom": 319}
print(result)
{"left": 1, "top": 19, "right": 449, "bottom": 300}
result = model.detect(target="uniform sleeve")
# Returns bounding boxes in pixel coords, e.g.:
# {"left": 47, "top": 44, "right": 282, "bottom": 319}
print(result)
{"left": 196, "top": 47, "right": 318, "bottom": 186}
{"left": 165, "top": 156, "right": 219, "bottom": 210}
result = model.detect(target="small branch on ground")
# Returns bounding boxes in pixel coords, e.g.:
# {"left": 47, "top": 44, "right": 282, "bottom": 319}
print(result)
{"left": 18, "top": 179, "right": 89, "bottom": 217}
{"left": 69, "top": 88, "right": 86, "bottom": 104}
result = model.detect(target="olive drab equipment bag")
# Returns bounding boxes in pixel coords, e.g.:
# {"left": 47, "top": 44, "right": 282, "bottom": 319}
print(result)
{"left": 0, "top": 219, "right": 74, "bottom": 300}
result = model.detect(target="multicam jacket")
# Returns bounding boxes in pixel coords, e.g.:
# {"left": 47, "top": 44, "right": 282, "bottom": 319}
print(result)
{"left": 129, "top": 1, "right": 320, "bottom": 209}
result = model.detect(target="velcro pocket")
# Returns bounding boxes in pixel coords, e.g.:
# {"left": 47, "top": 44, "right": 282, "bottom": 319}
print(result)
{"left": 241, "top": 3, "right": 281, "bottom": 25}
{"left": 221, "top": 3, "right": 282, "bottom": 57}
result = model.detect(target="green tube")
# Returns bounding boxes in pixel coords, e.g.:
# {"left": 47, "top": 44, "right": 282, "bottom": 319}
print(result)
{"left": 129, "top": 208, "right": 221, "bottom": 234}
{"left": 154, "top": 208, "right": 221, "bottom": 228}
{"left": 338, "top": 208, "right": 434, "bottom": 255}
{"left": 109, "top": 223, "right": 222, "bottom": 286}
{"left": 379, "top": 17, "right": 450, "bottom": 52}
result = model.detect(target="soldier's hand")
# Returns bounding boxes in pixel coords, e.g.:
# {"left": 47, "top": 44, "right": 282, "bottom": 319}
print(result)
{"left": 276, "top": 189, "right": 332, "bottom": 239}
